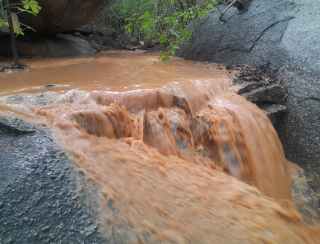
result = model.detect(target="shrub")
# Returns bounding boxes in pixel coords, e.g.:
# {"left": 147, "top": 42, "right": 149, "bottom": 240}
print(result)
{"left": 108, "top": 0, "right": 220, "bottom": 59}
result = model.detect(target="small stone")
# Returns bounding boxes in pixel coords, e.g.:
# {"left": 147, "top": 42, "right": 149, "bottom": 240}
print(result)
{"left": 45, "top": 84, "right": 57, "bottom": 88}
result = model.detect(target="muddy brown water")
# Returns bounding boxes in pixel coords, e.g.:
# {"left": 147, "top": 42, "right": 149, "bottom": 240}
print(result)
{"left": 0, "top": 51, "right": 229, "bottom": 95}
{"left": 0, "top": 51, "right": 319, "bottom": 243}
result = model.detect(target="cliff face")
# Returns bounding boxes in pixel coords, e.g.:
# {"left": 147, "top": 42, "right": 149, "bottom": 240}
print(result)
{"left": 19, "top": 0, "right": 107, "bottom": 34}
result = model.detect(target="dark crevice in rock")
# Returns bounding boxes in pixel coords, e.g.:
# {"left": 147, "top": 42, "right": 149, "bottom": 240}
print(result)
{"left": 230, "top": 64, "right": 288, "bottom": 124}
{"left": 248, "top": 16, "right": 295, "bottom": 52}
{"left": 217, "top": 17, "right": 294, "bottom": 54}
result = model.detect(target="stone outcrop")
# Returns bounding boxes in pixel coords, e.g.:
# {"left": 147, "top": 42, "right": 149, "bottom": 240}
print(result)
{"left": 0, "top": 117, "right": 107, "bottom": 243}
{"left": 19, "top": 0, "right": 106, "bottom": 34}
{"left": 0, "top": 1, "right": 110, "bottom": 57}
{"left": 230, "top": 64, "right": 288, "bottom": 127}
{"left": 180, "top": 0, "right": 320, "bottom": 173}
{"left": 0, "top": 34, "right": 97, "bottom": 57}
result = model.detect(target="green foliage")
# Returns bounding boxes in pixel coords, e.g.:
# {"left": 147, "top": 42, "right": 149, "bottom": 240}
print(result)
{"left": 0, "top": 0, "right": 41, "bottom": 35}
{"left": 20, "top": 0, "right": 41, "bottom": 15}
{"left": 0, "top": 17, "right": 8, "bottom": 28}
{"left": 0, "top": 0, "right": 7, "bottom": 27}
{"left": 108, "top": 0, "right": 220, "bottom": 59}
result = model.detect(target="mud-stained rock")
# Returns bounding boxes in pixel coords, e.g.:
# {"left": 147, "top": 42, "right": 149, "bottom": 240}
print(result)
{"left": 27, "top": 79, "right": 319, "bottom": 242}
{"left": 143, "top": 109, "right": 181, "bottom": 156}
{"left": 1, "top": 111, "right": 319, "bottom": 243}
{"left": 43, "top": 97, "right": 320, "bottom": 243}
{"left": 71, "top": 104, "right": 137, "bottom": 139}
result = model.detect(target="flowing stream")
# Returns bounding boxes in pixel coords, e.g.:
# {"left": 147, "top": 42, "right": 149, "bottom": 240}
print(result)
{"left": 0, "top": 51, "right": 319, "bottom": 243}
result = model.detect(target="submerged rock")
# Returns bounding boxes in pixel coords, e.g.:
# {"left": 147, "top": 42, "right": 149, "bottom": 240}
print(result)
{"left": 1, "top": 80, "right": 320, "bottom": 242}
{"left": 0, "top": 52, "right": 319, "bottom": 242}
{"left": 34, "top": 81, "right": 320, "bottom": 242}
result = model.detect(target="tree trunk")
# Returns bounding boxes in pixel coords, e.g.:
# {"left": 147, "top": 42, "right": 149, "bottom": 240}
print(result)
{"left": 6, "top": 0, "right": 20, "bottom": 66}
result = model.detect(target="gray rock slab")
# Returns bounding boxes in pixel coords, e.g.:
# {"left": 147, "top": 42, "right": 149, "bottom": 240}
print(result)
{"left": 0, "top": 117, "right": 107, "bottom": 243}
{"left": 180, "top": 0, "right": 320, "bottom": 168}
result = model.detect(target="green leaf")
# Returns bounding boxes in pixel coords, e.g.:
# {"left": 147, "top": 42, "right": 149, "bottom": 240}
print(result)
{"left": 22, "top": 0, "right": 41, "bottom": 15}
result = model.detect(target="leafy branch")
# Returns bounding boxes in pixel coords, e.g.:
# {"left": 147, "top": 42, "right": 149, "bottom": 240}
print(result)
{"left": 0, "top": 0, "right": 41, "bottom": 65}
{"left": 107, "top": 0, "right": 220, "bottom": 60}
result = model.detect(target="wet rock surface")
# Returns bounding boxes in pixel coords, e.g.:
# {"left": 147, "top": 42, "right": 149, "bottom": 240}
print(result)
{"left": 180, "top": 0, "right": 320, "bottom": 175}
{"left": 0, "top": 63, "right": 26, "bottom": 73}
{"left": 0, "top": 116, "right": 36, "bottom": 134}
{"left": 0, "top": 117, "right": 107, "bottom": 243}
{"left": 291, "top": 165, "right": 320, "bottom": 225}
{"left": 230, "top": 64, "right": 288, "bottom": 128}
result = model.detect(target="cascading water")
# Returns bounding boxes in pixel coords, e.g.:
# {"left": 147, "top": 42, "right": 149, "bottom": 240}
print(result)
{"left": 0, "top": 51, "right": 319, "bottom": 243}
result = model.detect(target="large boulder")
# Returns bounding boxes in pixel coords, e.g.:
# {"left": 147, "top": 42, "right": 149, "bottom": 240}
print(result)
{"left": 0, "top": 1, "right": 108, "bottom": 57}
{"left": 19, "top": 0, "right": 106, "bottom": 34}
{"left": 0, "top": 117, "right": 107, "bottom": 243}
{"left": 180, "top": 0, "right": 320, "bottom": 173}
{"left": 0, "top": 34, "right": 97, "bottom": 57}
